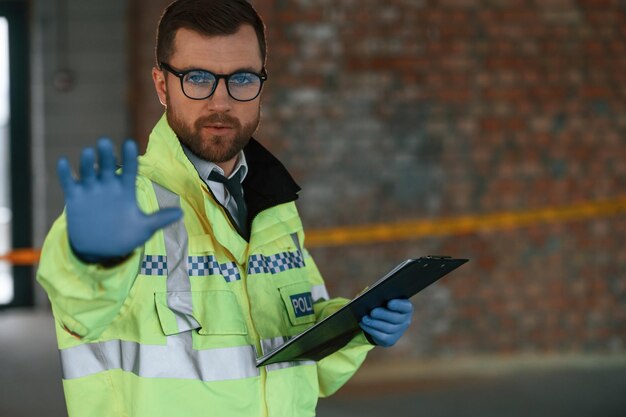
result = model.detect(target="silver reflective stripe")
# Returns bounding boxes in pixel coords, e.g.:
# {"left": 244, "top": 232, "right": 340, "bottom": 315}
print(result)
{"left": 311, "top": 284, "right": 330, "bottom": 302}
{"left": 290, "top": 232, "right": 301, "bottom": 254}
{"left": 261, "top": 336, "right": 290, "bottom": 356}
{"left": 165, "top": 292, "right": 199, "bottom": 331}
{"left": 153, "top": 183, "right": 200, "bottom": 332}
{"left": 260, "top": 337, "right": 316, "bottom": 372}
{"left": 290, "top": 232, "right": 307, "bottom": 268}
{"left": 60, "top": 333, "right": 260, "bottom": 381}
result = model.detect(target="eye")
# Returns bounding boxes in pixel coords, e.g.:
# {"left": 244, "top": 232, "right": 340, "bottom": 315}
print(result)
{"left": 229, "top": 73, "right": 259, "bottom": 85}
{"left": 184, "top": 71, "right": 213, "bottom": 85}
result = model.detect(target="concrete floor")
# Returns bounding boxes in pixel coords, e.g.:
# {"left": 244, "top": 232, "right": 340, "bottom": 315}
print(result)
{"left": 1, "top": 310, "right": 625, "bottom": 417}
{"left": 317, "top": 368, "right": 626, "bottom": 417}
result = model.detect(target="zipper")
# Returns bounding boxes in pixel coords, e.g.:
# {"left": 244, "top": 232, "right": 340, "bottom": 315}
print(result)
{"left": 238, "top": 255, "right": 269, "bottom": 417}
{"left": 205, "top": 180, "right": 299, "bottom": 417}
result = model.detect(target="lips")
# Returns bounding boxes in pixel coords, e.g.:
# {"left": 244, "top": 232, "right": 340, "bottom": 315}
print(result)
{"left": 202, "top": 124, "right": 235, "bottom": 136}
{"left": 196, "top": 113, "right": 241, "bottom": 133}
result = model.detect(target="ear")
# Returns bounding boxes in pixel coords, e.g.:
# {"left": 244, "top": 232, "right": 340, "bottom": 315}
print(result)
{"left": 152, "top": 67, "right": 167, "bottom": 107}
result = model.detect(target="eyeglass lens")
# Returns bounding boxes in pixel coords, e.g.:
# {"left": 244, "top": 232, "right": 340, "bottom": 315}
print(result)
{"left": 183, "top": 70, "right": 262, "bottom": 101}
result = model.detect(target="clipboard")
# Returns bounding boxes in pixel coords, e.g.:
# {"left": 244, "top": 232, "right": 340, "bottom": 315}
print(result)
{"left": 256, "top": 256, "right": 468, "bottom": 367}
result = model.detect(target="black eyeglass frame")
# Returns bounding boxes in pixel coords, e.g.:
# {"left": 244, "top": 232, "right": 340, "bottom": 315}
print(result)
{"left": 160, "top": 62, "right": 268, "bottom": 102}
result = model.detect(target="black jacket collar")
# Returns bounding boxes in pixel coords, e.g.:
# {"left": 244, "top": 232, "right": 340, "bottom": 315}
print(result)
{"left": 242, "top": 138, "right": 301, "bottom": 227}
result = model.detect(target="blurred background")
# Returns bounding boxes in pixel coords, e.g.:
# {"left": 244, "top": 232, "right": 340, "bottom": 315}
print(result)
{"left": 0, "top": 0, "right": 625, "bottom": 416}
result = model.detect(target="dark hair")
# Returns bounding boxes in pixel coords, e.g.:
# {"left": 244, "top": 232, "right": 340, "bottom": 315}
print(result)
{"left": 156, "top": 0, "right": 267, "bottom": 66}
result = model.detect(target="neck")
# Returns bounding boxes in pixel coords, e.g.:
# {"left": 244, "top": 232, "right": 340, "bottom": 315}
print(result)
{"left": 217, "top": 156, "right": 238, "bottom": 177}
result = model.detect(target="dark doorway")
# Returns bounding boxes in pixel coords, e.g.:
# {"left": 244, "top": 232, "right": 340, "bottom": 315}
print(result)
{"left": 0, "top": 1, "right": 33, "bottom": 308}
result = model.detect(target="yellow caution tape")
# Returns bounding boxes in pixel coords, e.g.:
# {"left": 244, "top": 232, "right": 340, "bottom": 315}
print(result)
{"left": 305, "top": 196, "right": 626, "bottom": 248}
{"left": 2, "top": 196, "right": 626, "bottom": 264}
{"left": 0, "top": 248, "right": 42, "bottom": 265}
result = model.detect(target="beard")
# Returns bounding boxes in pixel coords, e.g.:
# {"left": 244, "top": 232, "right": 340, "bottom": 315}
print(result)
{"left": 166, "top": 100, "right": 260, "bottom": 163}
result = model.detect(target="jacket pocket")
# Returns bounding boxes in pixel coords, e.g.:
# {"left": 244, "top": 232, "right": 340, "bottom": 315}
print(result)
{"left": 155, "top": 290, "right": 248, "bottom": 336}
{"left": 278, "top": 281, "right": 316, "bottom": 327}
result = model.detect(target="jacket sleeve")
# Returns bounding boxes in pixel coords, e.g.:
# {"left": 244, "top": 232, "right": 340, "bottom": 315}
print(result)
{"left": 36, "top": 176, "right": 157, "bottom": 343}
{"left": 299, "top": 241, "right": 375, "bottom": 398}
{"left": 36, "top": 213, "right": 144, "bottom": 342}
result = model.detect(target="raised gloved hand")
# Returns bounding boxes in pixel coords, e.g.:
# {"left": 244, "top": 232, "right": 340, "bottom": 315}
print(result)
{"left": 57, "top": 138, "right": 183, "bottom": 263}
{"left": 359, "top": 299, "right": 414, "bottom": 347}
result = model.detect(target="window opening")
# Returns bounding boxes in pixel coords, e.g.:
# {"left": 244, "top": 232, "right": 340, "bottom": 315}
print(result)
{"left": 0, "top": 17, "right": 13, "bottom": 305}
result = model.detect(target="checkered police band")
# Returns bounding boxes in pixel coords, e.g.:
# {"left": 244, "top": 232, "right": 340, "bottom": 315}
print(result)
{"left": 188, "top": 255, "right": 241, "bottom": 282}
{"left": 140, "top": 255, "right": 168, "bottom": 276}
{"left": 247, "top": 250, "right": 306, "bottom": 275}
{"left": 141, "top": 251, "right": 305, "bottom": 281}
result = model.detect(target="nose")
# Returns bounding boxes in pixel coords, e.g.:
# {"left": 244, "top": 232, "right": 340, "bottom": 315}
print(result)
{"left": 206, "top": 78, "right": 232, "bottom": 112}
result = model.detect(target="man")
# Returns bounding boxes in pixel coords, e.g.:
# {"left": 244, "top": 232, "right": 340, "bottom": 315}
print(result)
{"left": 37, "top": 1, "right": 413, "bottom": 416}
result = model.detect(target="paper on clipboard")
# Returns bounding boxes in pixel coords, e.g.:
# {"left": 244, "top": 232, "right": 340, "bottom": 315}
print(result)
{"left": 255, "top": 256, "right": 468, "bottom": 367}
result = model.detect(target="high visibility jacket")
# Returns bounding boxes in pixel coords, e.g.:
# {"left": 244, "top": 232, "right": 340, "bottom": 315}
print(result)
{"left": 37, "top": 114, "right": 373, "bottom": 417}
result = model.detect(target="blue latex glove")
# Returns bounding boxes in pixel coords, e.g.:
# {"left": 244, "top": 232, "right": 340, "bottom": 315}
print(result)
{"left": 359, "top": 299, "right": 414, "bottom": 347}
{"left": 57, "top": 138, "right": 183, "bottom": 262}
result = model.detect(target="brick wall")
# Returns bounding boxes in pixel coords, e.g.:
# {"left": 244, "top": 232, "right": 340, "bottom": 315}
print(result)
{"left": 131, "top": 0, "right": 626, "bottom": 359}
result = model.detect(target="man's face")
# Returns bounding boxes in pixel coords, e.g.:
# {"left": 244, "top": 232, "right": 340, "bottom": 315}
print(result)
{"left": 153, "top": 25, "right": 263, "bottom": 165}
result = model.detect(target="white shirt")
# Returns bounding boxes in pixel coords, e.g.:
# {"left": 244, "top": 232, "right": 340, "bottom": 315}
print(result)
{"left": 181, "top": 145, "right": 248, "bottom": 227}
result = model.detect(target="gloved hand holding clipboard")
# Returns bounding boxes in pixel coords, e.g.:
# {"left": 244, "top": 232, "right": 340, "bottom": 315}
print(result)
{"left": 256, "top": 256, "right": 468, "bottom": 367}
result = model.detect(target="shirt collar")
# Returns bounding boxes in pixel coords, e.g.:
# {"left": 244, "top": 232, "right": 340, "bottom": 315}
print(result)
{"left": 181, "top": 145, "right": 248, "bottom": 184}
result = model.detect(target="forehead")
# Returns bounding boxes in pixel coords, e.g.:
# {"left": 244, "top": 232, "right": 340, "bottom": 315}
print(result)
{"left": 170, "top": 25, "right": 263, "bottom": 71}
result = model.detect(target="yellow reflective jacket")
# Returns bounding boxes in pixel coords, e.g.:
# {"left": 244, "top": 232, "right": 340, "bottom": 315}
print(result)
{"left": 37, "top": 115, "right": 373, "bottom": 417}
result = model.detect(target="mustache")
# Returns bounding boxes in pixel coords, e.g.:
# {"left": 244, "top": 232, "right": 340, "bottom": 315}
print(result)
{"left": 196, "top": 113, "right": 241, "bottom": 129}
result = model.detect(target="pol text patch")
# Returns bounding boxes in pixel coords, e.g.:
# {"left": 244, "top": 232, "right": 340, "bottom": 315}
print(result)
{"left": 290, "top": 292, "right": 314, "bottom": 318}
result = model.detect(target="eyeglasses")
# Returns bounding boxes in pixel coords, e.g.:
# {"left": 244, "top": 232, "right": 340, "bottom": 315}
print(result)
{"left": 160, "top": 62, "right": 268, "bottom": 102}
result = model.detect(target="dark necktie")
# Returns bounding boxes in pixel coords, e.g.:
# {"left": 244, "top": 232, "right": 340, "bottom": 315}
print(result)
{"left": 208, "top": 170, "right": 248, "bottom": 237}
